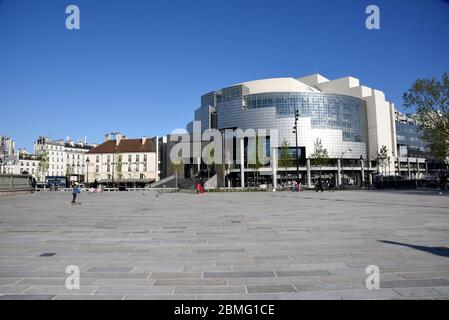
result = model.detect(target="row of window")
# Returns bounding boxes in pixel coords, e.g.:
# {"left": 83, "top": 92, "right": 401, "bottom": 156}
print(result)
{"left": 21, "top": 162, "right": 36, "bottom": 167}
{"left": 96, "top": 164, "right": 148, "bottom": 173}
{"left": 94, "top": 154, "right": 149, "bottom": 163}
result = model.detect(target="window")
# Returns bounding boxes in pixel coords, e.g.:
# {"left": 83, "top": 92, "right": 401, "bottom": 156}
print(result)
{"left": 107, "top": 155, "right": 111, "bottom": 162}
{"left": 128, "top": 155, "right": 132, "bottom": 162}
{"left": 144, "top": 154, "right": 147, "bottom": 162}
{"left": 95, "top": 165, "right": 99, "bottom": 173}
{"left": 96, "top": 155, "right": 99, "bottom": 163}
{"left": 136, "top": 155, "right": 140, "bottom": 162}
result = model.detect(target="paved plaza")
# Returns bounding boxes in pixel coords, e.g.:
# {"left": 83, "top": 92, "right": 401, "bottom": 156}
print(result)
{"left": 0, "top": 190, "right": 448, "bottom": 300}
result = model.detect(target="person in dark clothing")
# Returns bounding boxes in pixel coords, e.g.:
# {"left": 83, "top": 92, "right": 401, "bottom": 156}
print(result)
{"left": 441, "top": 173, "right": 448, "bottom": 192}
{"left": 316, "top": 177, "right": 324, "bottom": 192}
{"left": 93, "top": 179, "right": 99, "bottom": 190}
{"left": 329, "top": 180, "right": 335, "bottom": 192}
{"left": 31, "top": 178, "right": 37, "bottom": 192}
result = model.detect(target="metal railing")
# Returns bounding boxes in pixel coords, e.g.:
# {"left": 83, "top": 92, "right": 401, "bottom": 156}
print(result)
{"left": 35, "top": 187, "right": 179, "bottom": 193}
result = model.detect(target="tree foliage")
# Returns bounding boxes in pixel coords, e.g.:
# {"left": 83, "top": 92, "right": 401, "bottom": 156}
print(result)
{"left": 375, "top": 145, "right": 389, "bottom": 174}
{"left": 310, "top": 138, "right": 330, "bottom": 171}
{"left": 37, "top": 151, "right": 49, "bottom": 180}
{"left": 403, "top": 73, "right": 449, "bottom": 160}
{"left": 278, "top": 139, "right": 292, "bottom": 170}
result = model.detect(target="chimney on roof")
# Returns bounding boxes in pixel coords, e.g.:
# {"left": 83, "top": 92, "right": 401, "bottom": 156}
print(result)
{"left": 104, "top": 134, "right": 110, "bottom": 142}
{"left": 141, "top": 136, "right": 147, "bottom": 145}
{"left": 115, "top": 133, "right": 123, "bottom": 146}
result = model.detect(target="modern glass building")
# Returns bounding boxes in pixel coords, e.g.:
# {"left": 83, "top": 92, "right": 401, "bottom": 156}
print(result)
{"left": 185, "top": 74, "right": 437, "bottom": 188}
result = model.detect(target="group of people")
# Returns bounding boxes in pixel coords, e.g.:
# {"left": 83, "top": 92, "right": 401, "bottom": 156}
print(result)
{"left": 88, "top": 179, "right": 103, "bottom": 193}
{"left": 315, "top": 177, "right": 335, "bottom": 192}
{"left": 291, "top": 180, "right": 302, "bottom": 192}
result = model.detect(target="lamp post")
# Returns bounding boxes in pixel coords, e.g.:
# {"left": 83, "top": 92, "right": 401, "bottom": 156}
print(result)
{"left": 106, "top": 132, "right": 120, "bottom": 188}
{"left": 360, "top": 155, "right": 365, "bottom": 188}
{"left": 86, "top": 157, "right": 90, "bottom": 185}
{"left": 1, "top": 152, "right": 4, "bottom": 174}
{"left": 292, "top": 108, "right": 300, "bottom": 182}
{"left": 338, "top": 148, "right": 352, "bottom": 187}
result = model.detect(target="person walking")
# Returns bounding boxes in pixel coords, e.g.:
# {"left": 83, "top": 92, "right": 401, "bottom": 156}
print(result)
{"left": 31, "top": 177, "right": 37, "bottom": 193}
{"left": 316, "top": 177, "right": 324, "bottom": 192}
{"left": 93, "top": 179, "right": 99, "bottom": 190}
{"left": 329, "top": 180, "right": 335, "bottom": 192}
{"left": 71, "top": 182, "right": 81, "bottom": 204}
{"left": 291, "top": 180, "right": 297, "bottom": 192}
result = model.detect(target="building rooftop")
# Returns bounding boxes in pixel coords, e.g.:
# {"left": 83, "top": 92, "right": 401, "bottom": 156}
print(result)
{"left": 237, "top": 77, "right": 321, "bottom": 94}
{"left": 87, "top": 138, "right": 155, "bottom": 154}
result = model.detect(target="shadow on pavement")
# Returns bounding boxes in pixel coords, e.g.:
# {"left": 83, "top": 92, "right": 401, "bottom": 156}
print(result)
{"left": 380, "top": 240, "right": 449, "bottom": 258}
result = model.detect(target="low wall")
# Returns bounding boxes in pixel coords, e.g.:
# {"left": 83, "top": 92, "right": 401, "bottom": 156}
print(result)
{"left": 0, "top": 174, "right": 32, "bottom": 196}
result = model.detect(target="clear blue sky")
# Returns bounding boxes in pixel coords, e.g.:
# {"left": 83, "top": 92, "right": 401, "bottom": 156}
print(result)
{"left": 1, "top": 0, "right": 448, "bottom": 151}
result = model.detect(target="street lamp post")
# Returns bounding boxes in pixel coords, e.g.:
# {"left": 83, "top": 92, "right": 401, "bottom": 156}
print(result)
{"left": 338, "top": 148, "right": 352, "bottom": 187}
{"left": 360, "top": 155, "right": 365, "bottom": 188}
{"left": 111, "top": 148, "right": 115, "bottom": 188}
{"left": 1, "top": 151, "right": 7, "bottom": 174}
{"left": 86, "top": 158, "right": 90, "bottom": 185}
{"left": 292, "top": 108, "right": 300, "bottom": 182}
{"left": 107, "top": 132, "right": 120, "bottom": 188}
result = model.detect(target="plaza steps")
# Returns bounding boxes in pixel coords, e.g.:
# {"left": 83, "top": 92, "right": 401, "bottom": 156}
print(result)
{"left": 149, "top": 175, "right": 196, "bottom": 190}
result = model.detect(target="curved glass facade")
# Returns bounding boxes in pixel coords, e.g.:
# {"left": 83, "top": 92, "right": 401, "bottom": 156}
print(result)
{"left": 245, "top": 92, "right": 367, "bottom": 143}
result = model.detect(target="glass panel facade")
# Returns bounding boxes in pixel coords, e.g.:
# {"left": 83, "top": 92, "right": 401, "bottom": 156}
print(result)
{"left": 218, "top": 85, "right": 249, "bottom": 103}
{"left": 245, "top": 92, "right": 367, "bottom": 143}
{"left": 395, "top": 122, "right": 427, "bottom": 157}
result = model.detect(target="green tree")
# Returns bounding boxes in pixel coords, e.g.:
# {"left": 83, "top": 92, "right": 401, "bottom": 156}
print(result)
{"left": 248, "top": 135, "right": 267, "bottom": 187}
{"left": 65, "top": 164, "right": 72, "bottom": 186}
{"left": 310, "top": 138, "right": 329, "bottom": 176}
{"left": 403, "top": 73, "right": 449, "bottom": 161}
{"left": 374, "top": 145, "right": 389, "bottom": 175}
{"left": 203, "top": 144, "right": 215, "bottom": 180}
{"left": 116, "top": 155, "right": 122, "bottom": 176}
{"left": 278, "top": 139, "right": 292, "bottom": 184}
{"left": 37, "top": 151, "right": 49, "bottom": 182}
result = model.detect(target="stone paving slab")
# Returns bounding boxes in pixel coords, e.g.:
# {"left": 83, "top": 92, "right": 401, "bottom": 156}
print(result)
{"left": 247, "top": 285, "right": 297, "bottom": 294}
{"left": 1, "top": 190, "right": 449, "bottom": 300}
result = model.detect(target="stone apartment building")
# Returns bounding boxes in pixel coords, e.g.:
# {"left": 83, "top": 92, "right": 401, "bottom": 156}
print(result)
{"left": 85, "top": 133, "right": 159, "bottom": 186}
{"left": 34, "top": 136, "right": 96, "bottom": 181}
